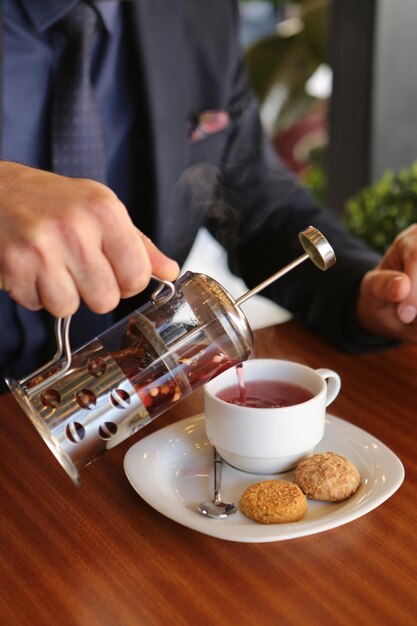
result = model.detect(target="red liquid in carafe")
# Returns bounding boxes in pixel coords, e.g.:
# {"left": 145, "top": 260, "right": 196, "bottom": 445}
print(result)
{"left": 111, "top": 318, "right": 237, "bottom": 419}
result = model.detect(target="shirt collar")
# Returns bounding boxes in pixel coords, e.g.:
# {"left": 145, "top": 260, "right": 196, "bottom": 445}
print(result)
{"left": 17, "top": 0, "right": 119, "bottom": 34}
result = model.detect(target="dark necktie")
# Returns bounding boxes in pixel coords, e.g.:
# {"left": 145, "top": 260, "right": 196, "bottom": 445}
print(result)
{"left": 50, "top": 2, "right": 111, "bottom": 349}
{"left": 51, "top": 2, "right": 106, "bottom": 183}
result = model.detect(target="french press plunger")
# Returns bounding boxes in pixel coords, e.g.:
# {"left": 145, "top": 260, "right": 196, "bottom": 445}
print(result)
{"left": 6, "top": 226, "right": 335, "bottom": 485}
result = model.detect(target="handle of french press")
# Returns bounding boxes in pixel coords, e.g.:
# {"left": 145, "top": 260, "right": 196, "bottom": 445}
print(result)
{"left": 19, "top": 275, "right": 177, "bottom": 395}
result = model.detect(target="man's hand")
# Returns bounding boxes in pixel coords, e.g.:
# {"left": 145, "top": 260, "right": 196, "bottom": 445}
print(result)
{"left": 357, "top": 224, "right": 417, "bottom": 342}
{"left": 0, "top": 162, "right": 179, "bottom": 317}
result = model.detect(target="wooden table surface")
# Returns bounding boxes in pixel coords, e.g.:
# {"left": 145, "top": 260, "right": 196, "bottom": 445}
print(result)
{"left": 1, "top": 320, "right": 417, "bottom": 626}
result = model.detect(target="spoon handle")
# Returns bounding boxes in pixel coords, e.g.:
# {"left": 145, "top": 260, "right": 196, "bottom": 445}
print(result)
{"left": 213, "top": 448, "right": 223, "bottom": 505}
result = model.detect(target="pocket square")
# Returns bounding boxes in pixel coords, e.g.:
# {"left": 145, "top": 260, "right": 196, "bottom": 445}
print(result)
{"left": 189, "top": 110, "right": 230, "bottom": 143}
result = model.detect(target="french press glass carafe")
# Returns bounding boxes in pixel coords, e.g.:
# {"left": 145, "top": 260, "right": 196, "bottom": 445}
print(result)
{"left": 6, "top": 226, "right": 335, "bottom": 485}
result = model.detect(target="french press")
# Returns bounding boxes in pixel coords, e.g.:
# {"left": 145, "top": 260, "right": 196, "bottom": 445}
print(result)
{"left": 6, "top": 226, "right": 335, "bottom": 485}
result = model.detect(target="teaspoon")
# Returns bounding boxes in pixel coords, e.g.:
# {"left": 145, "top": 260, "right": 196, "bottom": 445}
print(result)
{"left": 198, "top": 447, "right": 237, "bottom": 519}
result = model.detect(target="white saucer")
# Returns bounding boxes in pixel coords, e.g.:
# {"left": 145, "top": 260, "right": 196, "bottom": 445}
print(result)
{"left": 123, "top": 414, "right": 404, "bottom": 542}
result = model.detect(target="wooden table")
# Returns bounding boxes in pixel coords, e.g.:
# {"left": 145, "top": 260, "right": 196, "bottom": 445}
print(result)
{"left": 1, "top": 320, "right": 417, "bottom": 626}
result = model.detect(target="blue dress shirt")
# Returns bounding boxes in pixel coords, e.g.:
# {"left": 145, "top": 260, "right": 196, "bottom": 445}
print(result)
{"left": 1, "top": 0, "right": 141, "bottom": 386}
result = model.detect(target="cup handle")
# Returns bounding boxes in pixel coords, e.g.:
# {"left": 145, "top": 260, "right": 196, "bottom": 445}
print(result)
{"left": 315, "top": 368, "right": 341, "bottom": 406}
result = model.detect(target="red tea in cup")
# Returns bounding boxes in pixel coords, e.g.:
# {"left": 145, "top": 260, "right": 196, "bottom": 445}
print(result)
{"left": 205, "top": 358, "right": 341, "bottom": 473}
{"left": 216, "top": 379, "right": 314, "bottom": 408}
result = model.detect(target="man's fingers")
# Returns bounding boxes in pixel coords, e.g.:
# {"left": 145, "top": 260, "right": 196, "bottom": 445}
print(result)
{"left": 139, "top": 232, "right": 180, "bottom": 281}
{"left": 36, "top": 269, "right": 80, "bottom": 317}
{"left": 102, "top": 227, "right": 153, "bottom": 299}
{"left": 361, "top": 269, "right": 410, "bottom": 305}
{"left": 0, "top": 163, "right": 180, "bottom": 315}
{"left": 105, "top": 229, "right": 180, "bottom": 300}
{"left": 67, "top": 249, "right": 122, "bottom": 315}
{"left": 379, "top": 226, "right": 417, "bottom": 323}
{"left": 0, "top": 245, "right": 43, "bottom": 310}
{"left": 360, "top": 269, "right": 417, "bottom": 326}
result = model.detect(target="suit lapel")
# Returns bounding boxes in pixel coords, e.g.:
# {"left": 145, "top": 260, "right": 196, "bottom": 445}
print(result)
{"left": 129, "top": 0, "right": 188, "bottom": 249}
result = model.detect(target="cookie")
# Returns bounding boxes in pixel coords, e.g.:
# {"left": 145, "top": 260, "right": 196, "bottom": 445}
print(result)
{"left": 239, "top": 479, "right": 307, "bottom": 524}
{"left": 294, "top": 451, "right": 360, "bottom": 502}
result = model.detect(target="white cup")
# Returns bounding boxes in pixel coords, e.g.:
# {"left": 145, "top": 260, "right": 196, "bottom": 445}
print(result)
{"left": 204, "top": 358, "right": 341, "bottom": 474}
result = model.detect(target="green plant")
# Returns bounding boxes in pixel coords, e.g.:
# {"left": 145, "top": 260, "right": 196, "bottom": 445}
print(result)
{"left": 302, "top": 159, "right": 327, "bottom": 205}
{"left": 343, "top": 162, "right": 417, "bottom": 253}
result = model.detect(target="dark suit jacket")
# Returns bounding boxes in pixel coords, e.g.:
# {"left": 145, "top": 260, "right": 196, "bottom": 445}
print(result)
{"left": 126, "top": 1, "right": 383, "bottom": 346}
{"left": 0, "top": 0, "right": 387, "bottom": 387}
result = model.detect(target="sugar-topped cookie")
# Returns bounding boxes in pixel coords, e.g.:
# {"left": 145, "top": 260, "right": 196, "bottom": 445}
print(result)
{"left": 239, "top": 479, "right": 307, "bottom": 524}
{"left": 294, "top": 451, "right": 360, "bottom": 502}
